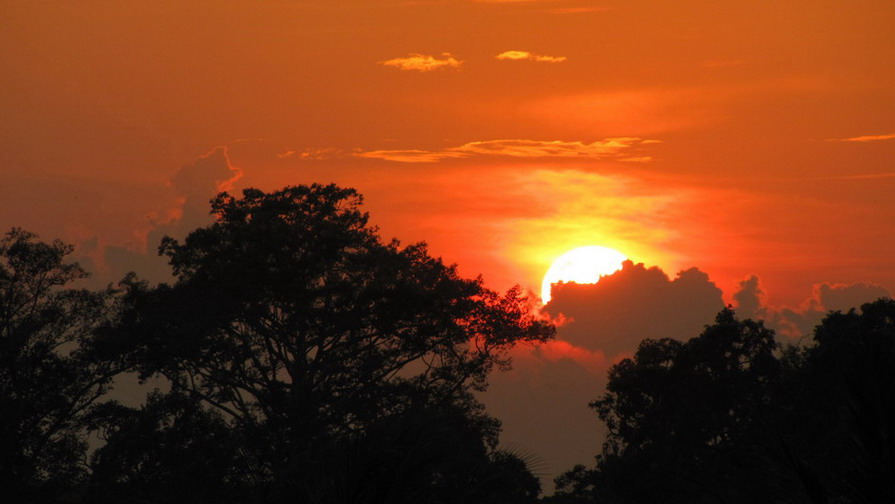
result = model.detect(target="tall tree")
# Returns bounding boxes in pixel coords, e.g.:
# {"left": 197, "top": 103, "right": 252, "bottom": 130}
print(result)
{"left": 795, "top": 298, "right": 895, "bottom": 501}
{"left": 121, "top": 184, "right": 553, "bottom": 499}
{"left": 554, "top": 309, "right": 784, "bottom": 504}
{"left": 553, "top": 300, "right": 895, "bottom": 504}
{"left": 0, "top": 229, "right": 121, "bottom": 499}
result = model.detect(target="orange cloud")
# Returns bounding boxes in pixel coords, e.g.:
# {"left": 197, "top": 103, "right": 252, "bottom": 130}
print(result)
{"left": 355, "top": 149, "right": 466, "bottom": 163}
{"left": 534, "top": 339, "right": 610, "bottom": 376}
{"left": 827, "top": 133, "right": 895, "bottom": 142}
{"left": 355, "top": 137, "right": 657, "bottom": 162}
{"left": 733, "top": 275, "right": 891, "bottom": 340}
{"left": 380, "top": 53, "right": 462, "bottom": 72}
{"left": 496, "top": 50, "right": 567, "bottom": 63}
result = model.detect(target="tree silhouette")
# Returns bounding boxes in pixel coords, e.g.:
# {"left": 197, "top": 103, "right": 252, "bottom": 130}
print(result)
{"left": 790, "top": 298, "right": 895, "bottom": 501}
{"left": 554, "top": 309, "right": 785, "bottom": 503}
{"left": 554, "top": 300, "right": 895, "bottom": 504}
{"left": 84, "top": 390, "right": 245, "bottom": 504}
{"left": 117, "top": 184, "right": 553, "bottom": 500}
{"left": 0, "top": 229, "right": 123, "bottom": 501}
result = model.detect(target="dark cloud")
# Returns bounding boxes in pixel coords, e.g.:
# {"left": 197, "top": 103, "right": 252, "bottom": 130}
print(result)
{"left": 732, "top": 275, "right": 892, "bottom": 339}
{"left": 732, "top": 274, "right": 768, "bottom": 321}
{"left": 544, "top": 260, "right": 725, "bottom": 357}
{"left": 483, "top": 260, "right": 726, "bottom": 489}
{"left": 96, "top": 147, "right": 243, "bottom": 286}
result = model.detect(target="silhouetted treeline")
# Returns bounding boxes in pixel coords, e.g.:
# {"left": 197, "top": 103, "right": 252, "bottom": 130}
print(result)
{"left": 548, "top": 301, "right": 895, "bottom": 504}
{"left": 0, "top": 184, "right": 551, "bottom": 504}
{"left": 3, "top": 183, "right": 894, "bottom": 503}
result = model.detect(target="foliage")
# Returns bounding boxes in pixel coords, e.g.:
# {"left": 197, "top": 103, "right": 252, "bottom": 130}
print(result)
{"left": 556, "top": 300, "right": 895, "bottom": 504}
{"left": 84, "top": 390, "right": 245, "bottom": 504}
{"left": 0, "top": 228, "right": 122, "bottom": 500}
{"left": 12, "top": 181, "right": 893, "bottom": 504}
{"left": 117, "top": 184, "right": 553, "bottom": 499}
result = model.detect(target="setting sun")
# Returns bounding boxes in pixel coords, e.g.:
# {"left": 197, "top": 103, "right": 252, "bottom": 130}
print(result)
{"left": 541, "top": 246, "right": 628, "bottom": 303}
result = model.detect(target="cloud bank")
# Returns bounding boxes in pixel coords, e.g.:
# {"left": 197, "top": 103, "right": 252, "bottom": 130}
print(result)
{"left": 733, "top": 275, "right": 891, "bottom": 339}
{"left": 484, "top": 260, "right": 725, "bottom": 486}
{"left": 100, "top": 148, "right": 243, "bottom": 286}
{"left": 544, "top": 260, "right": 724, "bottom": 358}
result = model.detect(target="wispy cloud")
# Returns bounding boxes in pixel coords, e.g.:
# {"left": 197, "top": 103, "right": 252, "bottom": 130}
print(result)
{"left": 355, "top": 138, "right": 657, "bottom": 163}
{"left": 827, "top": 132, "right": 895, "bottom": 142}
{"left": 354, "top": 149, "right": 466, "bottom": 163}
{"left": 496, "top": 50, "right": 566, "bottom": 63}
{"left": 380, "top": 53, "right": 462, "bottom": 72}
{"left": 278, "top": 147, "right": 345, "bottom": 160}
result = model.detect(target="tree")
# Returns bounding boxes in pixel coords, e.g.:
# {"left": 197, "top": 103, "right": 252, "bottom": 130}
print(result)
{"left": 556, "top": 300, "right": 895, "bottom": 504}
{"left": 85, "top": 391, "right": 246, "bottom": 504}
{"left": 792, "top": 298, "right": 895, "bottom": 501}
{"left": 121, "top": 184, "right": 553, "bottom": 499}
{"left": 557, "top": 308, "right": 784, "bottom": 504}
{"left": 0, "top": 228, "right": 122, "bottom": 500}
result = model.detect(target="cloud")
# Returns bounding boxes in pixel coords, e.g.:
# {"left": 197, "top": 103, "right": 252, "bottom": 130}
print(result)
{"left": 102, "top": 147, "right": 243, "bottom": 286}
{"left": 827, "top": 133, "right": 895, "bottom": 142}
{"left": 544, "top": 260, "right": 725, "bottom": 358}
{"left": 732, "top": 275, "right": 892, "bottom": 339}
{"left": 732, "top": 275, "right": 768, "bottom": 321}
{"left": 355, "top": 149, "right": 466, "bottom": 163}
{"left": 380, "top": 53, "right": 462, "bottom": 72}
{"left": 355, "top": 137, "right": 657, "bottom": 163}
{"left": 496, "top": 50, "right": 567, "bottom": 63}
{"left": 483, "top": 260, "right": 725, "bottom": 485}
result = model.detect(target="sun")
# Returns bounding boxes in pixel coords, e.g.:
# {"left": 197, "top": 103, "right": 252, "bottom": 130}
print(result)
{"left": 541, "top": 246, "right": 628, "bottom": 303}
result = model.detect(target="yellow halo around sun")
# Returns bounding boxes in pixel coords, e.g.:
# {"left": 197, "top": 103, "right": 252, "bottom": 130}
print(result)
{"left": 541, "top": 246, "right": 627, "bottom": 303}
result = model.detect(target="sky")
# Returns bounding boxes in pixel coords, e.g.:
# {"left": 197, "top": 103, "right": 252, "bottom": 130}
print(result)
{"left": 3, "top": 0, "right": 894, "bottom": 488}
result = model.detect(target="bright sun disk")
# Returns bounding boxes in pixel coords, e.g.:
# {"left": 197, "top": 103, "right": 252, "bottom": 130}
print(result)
{"left": 541, "top": 246, "right": 627, "bottom": 303}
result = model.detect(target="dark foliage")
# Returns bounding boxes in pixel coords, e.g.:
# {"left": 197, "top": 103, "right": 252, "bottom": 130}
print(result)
{"left": 553, "top": 300, "right": 895, "bottom": 504}
{"left": 0, "top": 228, "right": 123, "bottom": 502}
{"left": 106, "top": 184, "right": 552, "bottom": 502}
{"left": 84, "top": 390, "right": 245, "bottom": 504}
{"left": 6, "top": 184, "right": 893, "bottom": 504}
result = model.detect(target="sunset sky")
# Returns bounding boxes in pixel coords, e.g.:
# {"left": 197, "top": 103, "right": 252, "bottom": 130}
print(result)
{"left": 3, "top": 0, "right": 894, "bottom": 486}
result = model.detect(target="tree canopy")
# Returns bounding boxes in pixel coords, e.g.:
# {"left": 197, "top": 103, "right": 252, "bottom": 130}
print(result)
{"left": 0, "top": 228, "right": 123, "bottom": 500}
{"left": 4, "top": 183, "right": 894, "bottom": 504}
{"left": 114, "top": 184, "right": 553, "bottom": 501}
{"left": 551, "top": 300, "right": 895, "bottom": 504}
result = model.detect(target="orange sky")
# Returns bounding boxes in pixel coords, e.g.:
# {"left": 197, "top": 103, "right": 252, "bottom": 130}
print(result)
{"left": 3, "top": 0, "right": 894, "bottom": 486}
{"left": 4, "top": 0, "right": 893, "bottom": 305}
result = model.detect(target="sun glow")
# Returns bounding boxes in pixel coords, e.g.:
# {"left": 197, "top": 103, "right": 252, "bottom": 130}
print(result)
{"left": 541, "top": 246, "right": 627, "bottom": 303}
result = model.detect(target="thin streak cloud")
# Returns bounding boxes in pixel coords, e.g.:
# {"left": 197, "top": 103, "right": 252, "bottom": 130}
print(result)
{"left": 497, "top": 50, "right": 567, "bottom": 63}
{"left": 355, "top": 138, "right": 658, "bottom": 163}
{"left": 827, "top": 133, "right": 895, "bottom": 142}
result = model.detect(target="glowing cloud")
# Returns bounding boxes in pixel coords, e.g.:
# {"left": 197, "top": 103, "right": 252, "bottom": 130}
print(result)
{"left": 355, "top": 137, "right": 657, "bottom": 162}
{"left": 827, "top": 133, "right": 895, "bottom": 142}
{"left": 380, "top": 53, "right": 462, "bottom": 72}
{"left": 459, "top": 138, "right": 649, "bottom": 157}
{"left": 355, "top": 149, "right": 466, "bottom": 163}
{"left": 496, "top": 50, "right": 567, "bottom": 63}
